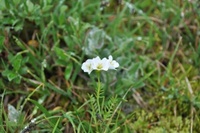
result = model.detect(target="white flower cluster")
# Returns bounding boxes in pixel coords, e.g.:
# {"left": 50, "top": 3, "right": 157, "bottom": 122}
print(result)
{"left": 81, "top": 55, "right": 119, "bottom": 74}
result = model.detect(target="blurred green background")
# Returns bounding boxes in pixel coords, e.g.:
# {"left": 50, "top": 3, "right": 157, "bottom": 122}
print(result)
{"left": 0, "top": 0, "right": 200, "bottom": 132}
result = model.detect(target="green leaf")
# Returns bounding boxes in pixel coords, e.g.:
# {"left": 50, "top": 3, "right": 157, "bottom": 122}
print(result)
{"left": 52, "top": 118, "right": 61, "bottom": 133}
{"left": 26, "top": 0, "right": 34, "bottom": 12}
{"left": 13, "top": 36, "right": 26, "bottom": 50}
{"left": 7, "top": 70, "right": 19, "bottom": 81}
{"left": 13, "top": 0, "right": 21, "bottom": 5}
{"left": 21, "top": 56, "right": 29, "bottom": 65}
{"left": 11, "top": 54, "right": 22, "bottom": 71}
{"left": 46, "top": 82, "right": 68, "bottom": 96}
{"left": 58, "top": 5, "right": 68, "bottom": 25}
{"left": 4, "top": 0, "right": 11, "bottom": 9}
{"left": 28, "top": 99, "right": 50, "bottom": 117}
{"left": 29, "top": 99, "right": 62, "bottom": 133}
{"left": 2, "top": 69, "right": 21, "bottom": 83}
{"left": 42, "top": 5, "right": 53, "bottom": 12}
{"left": 0, "top": 0, "right": 6, "bottom": 10}
{"left": 64, "top": 62, "right": 73, "bottom": 80}
{"left": 0, "top": 36, "right": 5, "bottom": 53}
{"left": 13, "top": 76, "right": 21, "bottom": 84}
{"left": 54, "top": 47, "right": 69, "bottom": 61}
{"left": 63, "top": 112, "right": 76, "bottom": 131}
{"left": 55, "top": 59, "right": 67, "bottom": 66}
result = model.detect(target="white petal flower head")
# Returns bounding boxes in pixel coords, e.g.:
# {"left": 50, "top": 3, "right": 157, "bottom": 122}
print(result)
{"left": 92, "top": 56, "right": 109, "bottom": 71}
{"left": 81, "top": 59, "right": 94, "bottom": 74}
{"left": 108, "top": 55, "right": 119, "bottom": 69}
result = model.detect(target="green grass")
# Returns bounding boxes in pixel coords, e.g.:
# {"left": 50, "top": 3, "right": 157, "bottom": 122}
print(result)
{"left": 0, "top": 0, "right": 200, "bottom": 132}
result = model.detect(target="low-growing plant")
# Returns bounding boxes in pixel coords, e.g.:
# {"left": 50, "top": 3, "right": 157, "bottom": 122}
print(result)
{"left": 1, "top": 0, "right": 200, "bottom": 132}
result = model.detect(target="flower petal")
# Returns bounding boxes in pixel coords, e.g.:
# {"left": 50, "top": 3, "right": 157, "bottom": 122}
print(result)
{"left": 81, "top": 59, "right": 94, "bottom": 74}
{"left": 107, "top": 55, "right": 119, "bottom": 69}
{"left": 92, "top": 56, "right": 109, "bottom": 71}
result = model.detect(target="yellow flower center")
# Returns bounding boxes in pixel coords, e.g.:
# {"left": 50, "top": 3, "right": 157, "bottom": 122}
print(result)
{"left": 97, "top": 64, "right": 103, "bottom": 69}
{"left": 87, "top": 64, "right": 92, "bottom": 70}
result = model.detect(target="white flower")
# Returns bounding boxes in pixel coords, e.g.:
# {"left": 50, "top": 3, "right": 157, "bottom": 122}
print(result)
{"left": 107, "top": 55, "right": 119, "bottom": 69}
{"left": 92, "top": 56, "right": 109, "bottom": 71}
{"left": 81, "top": 55, "right": 119, "bottom": 74}
{"left": 81, "top": 59, "right": 94, "bottom": 74}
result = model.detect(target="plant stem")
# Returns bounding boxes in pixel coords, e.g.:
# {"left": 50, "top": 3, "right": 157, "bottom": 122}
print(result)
{"left": 96, "top": 71, "right": 101, "bottom": 114}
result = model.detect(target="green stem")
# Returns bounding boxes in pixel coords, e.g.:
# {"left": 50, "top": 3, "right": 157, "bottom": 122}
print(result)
{"left": 92, "top": 71, "right": 101, "bottom": 132}
{"left": 96, "top": 71, "right": 101, "bottom": 114}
